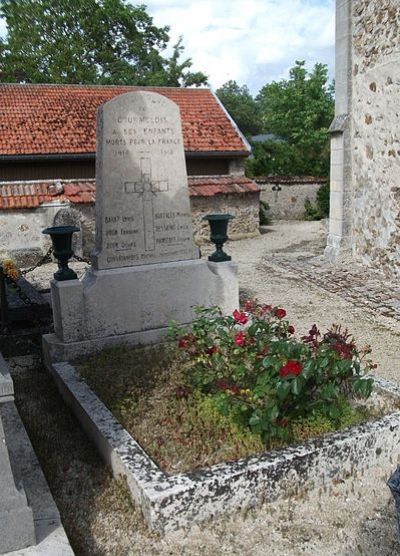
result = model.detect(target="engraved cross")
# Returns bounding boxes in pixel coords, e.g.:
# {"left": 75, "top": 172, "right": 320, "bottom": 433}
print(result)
{"left": 125, "top": 158, "right": 168, "bottom": 251}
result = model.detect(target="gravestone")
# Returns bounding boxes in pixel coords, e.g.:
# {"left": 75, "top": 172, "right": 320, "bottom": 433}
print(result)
{"left": 0, "top": 355, "right": 35, "bottom": 553}
{"left": 43, "top": 91, "right": 238, "bottom": 363}
{"left": 94, "top": 92, "right": 198, "bottom": 269}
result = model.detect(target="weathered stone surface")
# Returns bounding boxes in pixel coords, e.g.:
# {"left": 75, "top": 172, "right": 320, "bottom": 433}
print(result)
{"left": 0, "top": 411, "right": 35, "bottom": 553}
{"left": 45, "top": 91, "right": 239, "bottom": 360}
{"left": 45, "top": 259, "right": 238, "bottom": 360}
{"left": 0, "top": 353, "right": 13, "bottom": 402}
{"left": 49, "top": 359, "right": 400, "bottom": 534}
{"left": 191, "top": 193, "right": 260, "bottom": 240}
{"left": 257, "top": 178, "right": 324, "bottom": 221}
{"left": 93, "top": 91, "right": 198, "bottom": 270}
{"left": 1, "top": 398, "right": 74, "bottom": 555}
{"left": 327, "top": 0, "right": 400, "bottom": 276}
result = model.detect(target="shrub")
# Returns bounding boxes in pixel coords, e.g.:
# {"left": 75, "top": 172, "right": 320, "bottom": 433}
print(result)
{"left": 259, "top": 200, "right": 271, "bottom": 225}
{"left": 317, "top": 181, "right": 330, "bottom": 216}
{"left": 170, "top": 302, "right": 375, "bottom": 444}
{"left": 304, "top": 181, "right": 330, "bottom": 220}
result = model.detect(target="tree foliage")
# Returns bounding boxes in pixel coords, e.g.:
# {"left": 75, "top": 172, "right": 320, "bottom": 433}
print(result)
{"left": 0, "top": 0, "right": 208, "bottom": 86}
{"left": 216, "top": 80, "right": 262, "bottom": 137}
{"left": 251, "top": 61, "right": 334, "bottom": 176}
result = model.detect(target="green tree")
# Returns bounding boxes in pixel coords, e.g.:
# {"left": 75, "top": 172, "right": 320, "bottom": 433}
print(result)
{"left": 0, "top": 0, "right": 208, "bottom": 86}
{"left": 253, "top": 61, "right": 334, "bottom": 176}
{"left": 216, "top": 80, "right": 262, "bottom": 137}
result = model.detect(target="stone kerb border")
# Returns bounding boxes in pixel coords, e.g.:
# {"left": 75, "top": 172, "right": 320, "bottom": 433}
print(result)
{"left": 49, "top": 361, "right": 400, "bottom": 534}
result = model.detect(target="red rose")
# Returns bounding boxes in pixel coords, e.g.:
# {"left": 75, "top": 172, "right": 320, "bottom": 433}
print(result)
{"left": 216, "top": 379, "right": 230, "bottom": 391}
{"left": 206, "top": 345, "right": 218, "bottom": 356}
{"left": 233, "top": 309, "right": 248, "bottom": 325}
{"left": 331, "top": 342, "right": 354, "bottom": 360}
{"left": 302, "top": 324, "right": 319, "bottom": 346}
{"left": 279, "top": 360, "right": 302, "bottom": 378}
{"left": 234, "top": 331, "right": 246, "bottom": 346}
{"left": 243, "top": 300, "right": 255, "bottom": 313}
{"left": 287, "top": 325, "right": 295, "bottom": 334}
{"left": 175, "top": 386, "right": 192, "bottom": 399}
{"left": 229, "top": 384, "right": 241, "bottom": 395}
{"left": 260, "top": 304, "right": 272, "bottom": 315}
{"left": 274, "top": 308, "right": 287, "bottom": 319}
{"left": 178, "top": 334, "right": 191, "bottom": 349}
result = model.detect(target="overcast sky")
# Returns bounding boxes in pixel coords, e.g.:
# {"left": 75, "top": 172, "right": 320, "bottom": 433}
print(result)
{"left": 144, "top": 0, "right": 336, "bottom": 94}
{"left": 0, "top": 0, "right": 335, "bottom": 95}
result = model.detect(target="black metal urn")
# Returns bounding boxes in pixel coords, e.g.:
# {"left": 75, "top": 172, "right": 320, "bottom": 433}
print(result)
{"left": 203, "top": 213, "right": 234, "bottom": 262}
{"left": 42, "top": 226, "right": 80, "bottom": 281}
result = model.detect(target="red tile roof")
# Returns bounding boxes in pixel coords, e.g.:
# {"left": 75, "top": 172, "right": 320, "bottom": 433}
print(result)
{"left": 0, "top": 176, "right": 259, "bottom": 209}
{"left": 253, "top": 176, "right": 326, "bottom": 184}
{"left": 0, "top": 84, "right": 249, "bottom": 157}
{"left": 188, "top": 175, "right": 260, "bottom": 196}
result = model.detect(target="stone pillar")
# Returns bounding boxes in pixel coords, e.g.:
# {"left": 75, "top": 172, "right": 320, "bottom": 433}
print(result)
{"left": 325, "top": 0, "right": 353, "bottom": 261}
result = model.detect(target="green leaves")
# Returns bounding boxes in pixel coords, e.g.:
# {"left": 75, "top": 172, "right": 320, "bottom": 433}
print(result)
{"left": 215, "top": 80, "right": 262, "bottom": 137}
{"left": 172, "top": 302, "right": 375, "bottom": 448}
{"left": 0, "top": 0, "right": 208, "bottom": 86}
{"left": 352, "top": 378, "right": 374, "bottom": 399}
{"left": 246, "top": 60, "right": 334, "bottom": 178}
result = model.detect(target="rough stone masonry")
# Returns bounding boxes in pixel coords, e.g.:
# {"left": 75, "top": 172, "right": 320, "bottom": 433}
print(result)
{"left": 326, "top": 0, "right": 400, "bottom": 278}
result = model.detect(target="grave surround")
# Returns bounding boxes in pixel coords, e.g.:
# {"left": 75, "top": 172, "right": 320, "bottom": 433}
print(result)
{"left": 43, "top": 91, "right": 239, "bottom": 361}
{"left": 0, "top": 354, "right": 36, "bottom": 553}
{"left": 48, "top": 361, "right": 400, "bottom": 534}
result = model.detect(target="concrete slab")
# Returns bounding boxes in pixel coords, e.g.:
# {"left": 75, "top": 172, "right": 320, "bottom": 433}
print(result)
{"left": 0, "top": 402, "right": 74, "bottom": 556}
{"left": 48, "top": 358, "right": 400, "bottom": 534}
{"left": 0, "top": 353, "right": 14, "bottom": 403}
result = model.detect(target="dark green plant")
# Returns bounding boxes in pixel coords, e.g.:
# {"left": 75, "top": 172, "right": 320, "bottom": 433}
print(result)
{"left": 259, "top": 200, "right": 271, "bottom": 225}
{"left": 216, "top": 80, "right": 262, "bottom": 137}
{"left": 0, "top": 0, "right": 208, "bottom": 86}
{"left": 170, "top": 302, "right": 375, "bottom": 443}
{"left": 316, "top": 181, "right": 330, "bottom": 216}
{"left": 304, "top": 181, "right": 330, "bottom": 220}
{"left": 304, "top": 197, "right": 322, "bottom": 221}
{"left": 255, "top": 61, "right": 334, "bottom": 177}
{"left": 246, "top": 139, "right": 303, "bottom": 177}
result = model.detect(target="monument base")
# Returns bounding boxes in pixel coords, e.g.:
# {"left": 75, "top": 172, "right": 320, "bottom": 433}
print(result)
{"left": 44, "top": 259, "right": 239, "bottom": 363}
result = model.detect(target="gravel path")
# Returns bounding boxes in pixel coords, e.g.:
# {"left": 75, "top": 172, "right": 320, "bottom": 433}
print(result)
{"left": 14, "top": 220, "right": 400, "bottom": 555}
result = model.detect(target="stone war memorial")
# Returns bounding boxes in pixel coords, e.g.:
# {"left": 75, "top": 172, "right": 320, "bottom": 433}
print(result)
{"left": 43, "top": 91, "right": 238, "bottom": 362}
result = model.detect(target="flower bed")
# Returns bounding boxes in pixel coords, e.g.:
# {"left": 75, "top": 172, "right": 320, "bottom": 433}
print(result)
{"left": 169, "top": 302, "right": 377, "bottom": 452}
{"left": 46, "top": 302, "right": 400, "bottom": 533}
{"left": 74, "top": 302, "right": 384, "bottom": 475}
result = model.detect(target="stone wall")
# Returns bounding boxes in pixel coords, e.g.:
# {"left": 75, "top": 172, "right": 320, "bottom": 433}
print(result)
{"left": 350, "top": 0, "right": 400, "bottom": 276}
{"left": 0, "top": 204, "right": 62, "bottom": 267}
{"left": 255, "top": 177, "right": 324, "bottom": 220}
{"left": 190, "top": 193, "right": 260, "bottom": 241}
{"left": 0, "top": 194, "right": 259, "bottom": 266}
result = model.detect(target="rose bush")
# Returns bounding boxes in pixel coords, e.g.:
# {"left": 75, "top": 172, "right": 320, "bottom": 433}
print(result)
{"left": 170, "top": 301, "right": 375, "bottom": 443}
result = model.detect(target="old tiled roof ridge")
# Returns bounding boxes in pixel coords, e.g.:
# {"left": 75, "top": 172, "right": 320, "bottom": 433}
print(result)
{"left": 0, "top": 175, "right": 259, "bottom": 209}
{"left": 188, "top": 175, "right": 260, "bottom": 196}
{"left": 0, "top": 84, "right": 249, "bottom": 157}
{"left": 253, "top": 175, "right": 326, "bottom": 184}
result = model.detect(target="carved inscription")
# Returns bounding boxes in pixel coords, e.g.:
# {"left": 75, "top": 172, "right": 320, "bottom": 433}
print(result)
{"left": 94, "top": 91, "right": 198, "bottom": 269}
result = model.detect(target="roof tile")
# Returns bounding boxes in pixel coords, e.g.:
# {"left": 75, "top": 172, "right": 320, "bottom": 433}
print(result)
{"left": 0, "top": 176, "right": 259, "bottom": 209}
{"left": 0, "top": 84, "right": 248, "bottom": 156}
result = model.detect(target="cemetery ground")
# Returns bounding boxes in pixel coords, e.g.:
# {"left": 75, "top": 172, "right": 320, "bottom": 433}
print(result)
{"left": 7, "top": 219, "right": 400, "bottom": 556}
